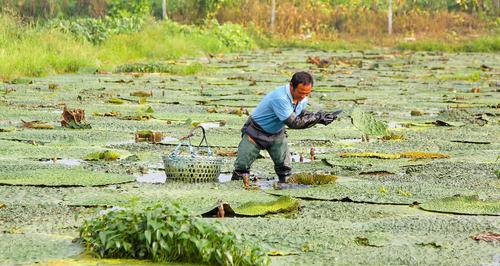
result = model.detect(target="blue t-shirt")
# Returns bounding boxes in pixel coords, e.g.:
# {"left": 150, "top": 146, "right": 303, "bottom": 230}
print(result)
{"left": 251, "top": 84, "right": 308, "bottom": 134}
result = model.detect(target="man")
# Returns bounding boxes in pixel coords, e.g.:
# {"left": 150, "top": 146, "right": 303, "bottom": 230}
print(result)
{"left": 232, "top": 71, "right": 339, "bottom": 184}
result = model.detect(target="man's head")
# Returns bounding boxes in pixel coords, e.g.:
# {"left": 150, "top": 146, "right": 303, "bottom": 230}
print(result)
{"left": 290, "top": 71, "right": 313, "bottom": 102}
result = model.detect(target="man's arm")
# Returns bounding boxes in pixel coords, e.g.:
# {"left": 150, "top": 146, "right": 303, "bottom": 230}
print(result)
{"left": 284, "top": 110, "right": 337, "bottom": 129}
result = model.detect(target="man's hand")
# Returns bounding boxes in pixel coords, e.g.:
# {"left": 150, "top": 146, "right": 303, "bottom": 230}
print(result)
{"left": 319, "top": 110, "right": 342, "bottom": 125}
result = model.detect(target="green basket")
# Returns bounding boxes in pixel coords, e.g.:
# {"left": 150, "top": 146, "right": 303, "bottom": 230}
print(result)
{"left": 163, "top": 126, "right": 222, "bottom": 183}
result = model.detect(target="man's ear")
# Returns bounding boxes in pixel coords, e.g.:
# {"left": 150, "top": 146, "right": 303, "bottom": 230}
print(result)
{"left": 290, "top": 82, "right": 295, "bottom": 90}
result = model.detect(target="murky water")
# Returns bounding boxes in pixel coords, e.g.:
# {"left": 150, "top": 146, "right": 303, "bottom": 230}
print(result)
{"left": 40, "top": 158, "right": 83, "bottom": 166}
{"left": 136, "top": 171, "right": 166, "bottom": 183}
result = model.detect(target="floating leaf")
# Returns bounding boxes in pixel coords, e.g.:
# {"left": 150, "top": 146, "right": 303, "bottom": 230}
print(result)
{"left": 338, "top": 152, "right": 401, "bottom": 159}
{"left": 48, "top": 83, "right": 59, "bottom": 90}
{"left": 233, "top": 196, "right": 300, "bottom": 216}
{"left": 84, "top": 150, "right": 121, "bottom": 161}
{"left": 354, "top": 233, "right": 388, "bottom": 247}
{"left": 472, "top": 232, "right": 500, "bottom": 242}
{"left": 434, "top": 120, "right": 465, "bottom": 127}
{"left": 130, "top": 90, "right": 152, "bottom": 97}
{"left": 120, "top": 114, "right": 151, "bottom": 121}
{"left": 92, "top": 111, "right": 121, "bottom": 117}
{"left": 138, "top": 97, "right": 147, "bottom": 104}
{"left": 135, "top": 130, "right": 162, "bottom": 143}
{"left": 107, "top": 98, "right": 125, "bottom": 104}
{"left": 0, "top": 168, "right": 134, "bottom": 186}
{"left": 288, "top": 173, "right": 337, "bottom": 185}
{"left": 306, "top": 56, "right": 332, "bottom": 68}
{"left": 350, "top": 108, "right": 388, "bottom": 137}
{"left": 420, "top": 195, "right": 500, "bottom": 215}
{"left": 21, "top": 120, "right": 54, "bottom": 129}
{"left": 61, "top": 106, "right": 91, "bottom": 129}
{"left": 399, "top": 152, "right": 449, "bottom": 159}
{"left": 268, "top": 250, "right": 299, "bottom": 256}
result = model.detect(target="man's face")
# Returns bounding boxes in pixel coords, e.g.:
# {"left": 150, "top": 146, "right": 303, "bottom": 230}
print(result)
{"left": 291, "top": 83, "right": 312, "bottom": 102}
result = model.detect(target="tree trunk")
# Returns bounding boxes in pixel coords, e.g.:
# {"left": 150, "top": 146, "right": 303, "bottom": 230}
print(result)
{"left": 388, "top": 0, "right": 393, "bottom": 35}
{"left": 162, "top": 0, "right": 167, "bottom": 20}
{"left": 270, "top": 0, "right": 276, "bottom": 34}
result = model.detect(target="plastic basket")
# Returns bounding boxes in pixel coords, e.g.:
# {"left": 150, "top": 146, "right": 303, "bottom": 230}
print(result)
{"left": 163, "top": 126, "right": 222, "bottom": 183}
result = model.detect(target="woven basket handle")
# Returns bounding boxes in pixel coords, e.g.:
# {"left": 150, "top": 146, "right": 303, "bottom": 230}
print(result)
{"left": 170, "top": 142, "right": 196, "bottom": 158}
{"left": 180, "top": 126, "right": 213, "bottom": 156}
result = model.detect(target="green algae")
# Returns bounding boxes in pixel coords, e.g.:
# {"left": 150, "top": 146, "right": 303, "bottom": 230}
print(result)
{"left": 420, "top": 195, "right": 500, "bottom": 215}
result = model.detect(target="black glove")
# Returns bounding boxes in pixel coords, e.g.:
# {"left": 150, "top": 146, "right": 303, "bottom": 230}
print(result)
{"left": 318, "top": 112, "right": 335, "bottom": 125}
{"left": 319, "top": 110, "right": 342, "bottom": 125}
{"left": 284, "top": 110, "right": 320, "bottom": 129}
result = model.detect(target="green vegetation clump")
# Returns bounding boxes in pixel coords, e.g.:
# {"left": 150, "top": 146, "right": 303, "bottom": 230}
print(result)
{"left": 350, "top": 108, "right": 388, "bottom": 139}
{"left": 397, "top": 36, "right": 500, "bottom": 53}
{"left": 79, "top": 203, "right": 269, "bottom": 265}
{"left": 115, "top": 62, "right": 204, "bottom": 75}
{"left": 234, "top": 196, "right": 300, "bottom": 216}
{"left": 288, "top": 173, "right": 338, "bottom": 185}
{"left": 84, "top": 150, "right": 121, "bottom": 161}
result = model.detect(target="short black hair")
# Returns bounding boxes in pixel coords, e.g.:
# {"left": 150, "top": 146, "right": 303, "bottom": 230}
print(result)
{"left": 290, "top": 71, "right": 313, "bottom": 90}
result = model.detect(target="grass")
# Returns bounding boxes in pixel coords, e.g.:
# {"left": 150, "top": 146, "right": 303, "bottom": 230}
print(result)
{"left": 0, "top": 14, "right": 498, "bottom": 80}
{"left": 396, "top": 35, "right": 500, "bottom": 52}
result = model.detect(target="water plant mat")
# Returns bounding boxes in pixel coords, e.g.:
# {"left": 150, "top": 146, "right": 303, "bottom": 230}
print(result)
{"left": 419, "top": 195, "right": 500, "bottom": 216}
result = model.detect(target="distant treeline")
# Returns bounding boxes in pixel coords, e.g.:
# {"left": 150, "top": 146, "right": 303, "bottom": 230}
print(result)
{"left": 1, "top": 0, "right": 498, "bottom": 21}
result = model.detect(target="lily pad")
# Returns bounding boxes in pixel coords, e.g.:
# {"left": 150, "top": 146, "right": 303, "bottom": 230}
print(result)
{"left": 233, "top": 196, "right": 300, "bottom": 216}
{"left": 288, "top": 173, "right": 337, "bottom": 185}
{"left": 83, "top": 150, "right": 121, "bottom": 161}
{"left": 0, "top": 168, "right": 135, "bottom": 186}
{"left": 0, "top": 233, "right": 83, "bottom": 265}
{"left": 419, "top": 195, "right": 500, "bottom": 215}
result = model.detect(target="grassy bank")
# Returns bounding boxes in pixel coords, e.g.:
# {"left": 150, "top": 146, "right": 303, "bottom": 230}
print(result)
{"left": 0, "top": 15, "right": 257, "bottom": 80}
{"left": 0, "top": 14, "right": 498, "bottom": 81}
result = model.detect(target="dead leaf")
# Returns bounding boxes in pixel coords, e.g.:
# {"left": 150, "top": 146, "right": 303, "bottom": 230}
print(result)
{"left": 472, "top": 232, "right": 500, "bottom": 242}
{"left": 307, "top": 56, "right": 332, "bottom": 68}
{"left": 61, "top": 106, "right": 91, "bottom": 129}
{"left": 21, "top": 120, "right": 54, "bottom": 129}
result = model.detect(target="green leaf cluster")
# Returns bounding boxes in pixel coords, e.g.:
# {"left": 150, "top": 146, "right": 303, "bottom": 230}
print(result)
{"left": 79, "top": 203, "right": 270, "bottom": 265}
{"left": 350, "top": 108, "right": 388, "bottom": 137}
{"left": 46, "top": 16, "right": 145, "bottom": 44}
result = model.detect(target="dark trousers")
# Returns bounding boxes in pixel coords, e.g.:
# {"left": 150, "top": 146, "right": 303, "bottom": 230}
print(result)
{"left": 233, "top": 133, "right": 291, "bottom": 183}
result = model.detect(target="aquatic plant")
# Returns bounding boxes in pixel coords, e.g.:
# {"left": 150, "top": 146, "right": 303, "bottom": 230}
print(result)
{"left": 61, "top": 106, "right": 91, "bottom": 129}
{"left": 337, "top": 151, "right": 449, "bottom": 160}
{"left": 115, "top": 62, "right": 203, "bottom": 75}
{"left": 338, "top": 152, "right": 400, "bottom": 159}
{"left": 79, "top": 203, "right": 269, "bottom": 265}
{"left": 233, "top": 196, "right": 300, "bottom": 216}
{"left": 84, "top": 150, "right": 121, "bottom": 161}
{"left": 21, "top": 120, "right": 54, "bottom": 129}
{"left": 420, "top": 195, "right": 500, "bottom": 215}
{"left": 107, "top": 98, "right": 125, "bottom": 104}
{"left": 288, "top": 173, "right": 337, "bottom": 185}
{"left": 399, "top": 152, "right": 449, "bottom": 159}
{"left": 350, "top": 108, "right": 388, "bottom": 140}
